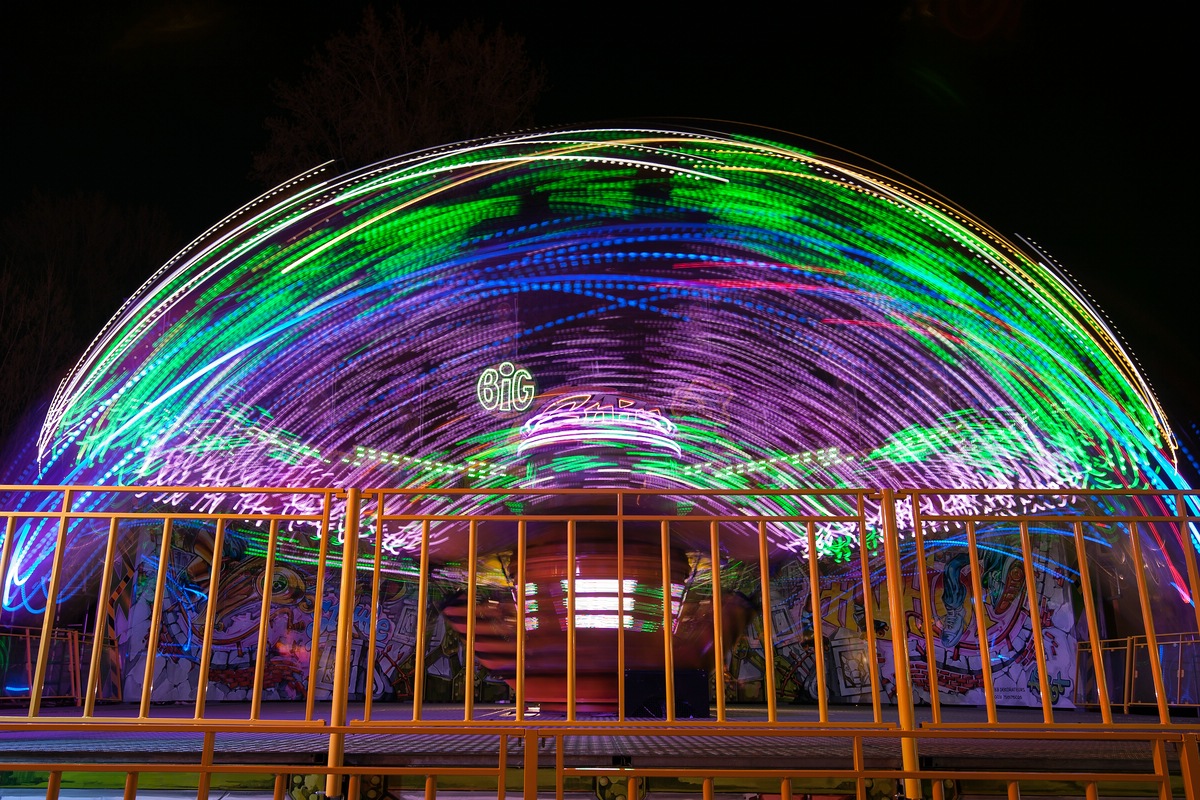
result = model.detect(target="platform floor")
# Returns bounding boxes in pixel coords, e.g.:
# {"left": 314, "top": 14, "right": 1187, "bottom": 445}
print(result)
{"left": 0, "top": 701, "right": 1186, "bottom": 774}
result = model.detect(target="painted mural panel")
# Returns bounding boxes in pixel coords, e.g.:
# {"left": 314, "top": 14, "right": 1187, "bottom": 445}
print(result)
{"left": 720, "top": 533, "right": 1079, "bottom": 710}
{"left": 917, "top": 534, "right": 1076, "bottom": 707}
{"left": 112, "top": 522, "right": 1079, "bottom": 710}
{"left": 116, "top": 525, "right": 515, "bottom": 705}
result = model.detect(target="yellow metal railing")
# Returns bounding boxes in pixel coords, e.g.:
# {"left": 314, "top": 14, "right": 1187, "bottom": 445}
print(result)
{"left": 0, "top": 485, "right": 1197, "bottom": 799}
{"left": 0, "top": 721, "right": 1194, "bottom": 799}
{"left": 1077, "top": 632, "right": 1200, "bottom": 714}
{"left": 1, "top": 626, "right": 79, "bottom": 706}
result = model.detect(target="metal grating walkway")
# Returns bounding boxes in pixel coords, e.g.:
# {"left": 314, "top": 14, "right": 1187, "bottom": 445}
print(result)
{"left": 0, "top": 702, "right": 1178, "bottom": 772}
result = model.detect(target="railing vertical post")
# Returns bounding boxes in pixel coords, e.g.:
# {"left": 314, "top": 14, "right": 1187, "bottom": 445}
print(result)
{"left": 565, "top": 519, "right": 576, "bottom": 722}
{"left": 0, "top": 515, "right": 16, "bottom": 700}
{"left": 465, "top": 518, "right": 479, "bottom": 720}
{"left": 1124, "top": 636, "right": 1134, "bottom": 715}
{"left": 523, "top": 728, "right": 539, "bottom": 800}
{"left": 909, "top": 500, "right": 941, "bottom": 725}
{"left": 555, "top": 733, "right": 565, "bottom": 800}
{"left": 852, "top": 734, "right": 864, "bottom": 800}
{"left": 69, "top": 629, "right": 81, "bottom": 706}
{"left": 326, "top": 487, "right": 361, "bottom": 800}
{"left": 1176, "top": 491, "right": 1200, "bottom": 639}
{"left": 364, "top": 492, "right": 384, "bottom": 723}
{"left": 616, "top": 491, "right": 626, "bottom": 721}
{"left": 123, "top": 772, "right": 138, "bottom": 800}
{"left": 710, "top": 520, "right": 726, "bottom": 723}
{"left": 25, "top": 630, "right": 33, "bottom": 705}
{"left": 758, "top": 520, "right": 778, "bottom": 723}
{"left": 305, "top": 492, "right": 335, "bottom": 722}
{"left": 1017, "top": 520, "right": 1054, "bottom": 724}
{"left": 196, "top": 730, "right": 215, "bottom": 800}
{"left": 0, "top": 513, "right": 17, "bottom": 626}
{"left": 1178, "top": 733, "right": 1200, "bottom": 800}
{"left": 413, "top": 518, "right": 431, "bottom": 721}
{"left": 515, "top": 519, "right": 526, "bottom": 722}
{"left": 1127, "top": 521, "right": 1173, "bottom": 724}
{"left": 194, "top": 519, "right": 226, "bottom": 719}
{"left": 1179, "top": 634, "right": 1186, "bottom": 708}
{"left": 855, "top": 492, "right": 883, "bottom": 724}
{"left": 966, "top": 520, "right": 998, "bottom": 725}
{"left": 661, "top": 519, "right": 676, "bottom": 722}
{"left": 85, "top": 520, "right": 118, "bottom": 719}
{"left": 806, "top": 520, "right": 828, "bottom": 723}
{"left": 138, "top": 517, "right": 175, "bottom": 718}
{"left": 1152, "top": 737, "right": 1171, "bottom": 800}
{"left": 30, "top": 489, "right": 74, "bottom": 717}
{"left": 1075, "top": 522, "right": 1108, "bottom": 724}
{"left": 44, "top": 770, "right": 61, "bottom": 800}
{"left": 498, "top": 732, "right": 508, "bottom": 800}
{"left": 250, "top": 518, "right": 281, "bottom": 721}
{"left": 880, "top": 488, "right": 921, "bottom": 800}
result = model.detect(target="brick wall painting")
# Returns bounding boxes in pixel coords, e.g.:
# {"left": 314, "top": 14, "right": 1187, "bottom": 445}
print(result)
{"left": 115, "top": 526, "right": 1078, "bottom": 709}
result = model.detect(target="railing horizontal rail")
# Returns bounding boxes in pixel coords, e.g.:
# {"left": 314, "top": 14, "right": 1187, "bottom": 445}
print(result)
{"left": 0, "top": 762, "right": 507, "bottom": 777}
{"left": 3, "top": 484, "right": 1200, "bottom": 799}
{"left": 0, "top": 511, "right": 328, "bottom": 521}
{"left": 370, "top": 513, "right": 867, "bottom": 522}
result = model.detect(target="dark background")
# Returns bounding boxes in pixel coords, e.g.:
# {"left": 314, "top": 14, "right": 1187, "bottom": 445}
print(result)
{"left": 3, "top": 1, "right": 1196, "bottom": 474}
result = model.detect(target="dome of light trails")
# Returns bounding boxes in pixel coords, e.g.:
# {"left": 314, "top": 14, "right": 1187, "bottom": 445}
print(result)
{"left": 2, "top": 123, "right": 1192, "bottom": 615}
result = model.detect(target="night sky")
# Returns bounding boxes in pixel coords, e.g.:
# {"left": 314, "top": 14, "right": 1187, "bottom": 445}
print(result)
{"left": 4, "top": 1, "right": 1197, "bottom": 470}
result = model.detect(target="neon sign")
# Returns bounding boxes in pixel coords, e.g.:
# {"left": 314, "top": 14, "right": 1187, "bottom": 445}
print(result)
{"left": 519, "top": 393, "right": 680, "bottom": 456}
{"left": 477, "top": 361, "right": 535, "bottom": 412}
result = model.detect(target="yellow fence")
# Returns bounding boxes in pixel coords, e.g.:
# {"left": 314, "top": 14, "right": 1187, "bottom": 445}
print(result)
{"left": 1077, "top": 633, "right": 1200, "bottom": 714}
{"left": 0, "top": 625, "right": 108, "bottom": 707}
{"left": 0, "top": 485, "right": 1198, "bottom": 799}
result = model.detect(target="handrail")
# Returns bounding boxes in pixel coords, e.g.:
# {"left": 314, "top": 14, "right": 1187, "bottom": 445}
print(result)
{"left": 1, "top": 485, "right": 1199, "bottom": 799}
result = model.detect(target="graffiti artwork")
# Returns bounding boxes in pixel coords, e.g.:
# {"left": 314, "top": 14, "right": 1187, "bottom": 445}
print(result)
{"left": 104, "top": 509, "right": 1079, "bottom": 711}
{"left": 720, "top": 535, "right": 1077, "bottom": 709}
{"left": 116, "top": 524, "right": 514, "bottom": 706}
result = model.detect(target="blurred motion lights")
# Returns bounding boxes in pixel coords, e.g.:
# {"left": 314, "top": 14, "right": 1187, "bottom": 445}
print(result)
{"left": 1, "top": 123, "right": 1193, "bottom": 614}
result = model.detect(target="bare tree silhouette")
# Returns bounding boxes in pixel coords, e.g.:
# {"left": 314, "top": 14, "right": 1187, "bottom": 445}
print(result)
{"left": 0, "top": 191, "right": 180, "bottom": 439}
{"left": 251, "top": 6, "right": 546, "bottom": 186}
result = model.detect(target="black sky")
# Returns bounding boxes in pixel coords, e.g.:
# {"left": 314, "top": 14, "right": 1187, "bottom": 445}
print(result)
{"left": 3, "top": 1, "right": 1197, "bottom": 466}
